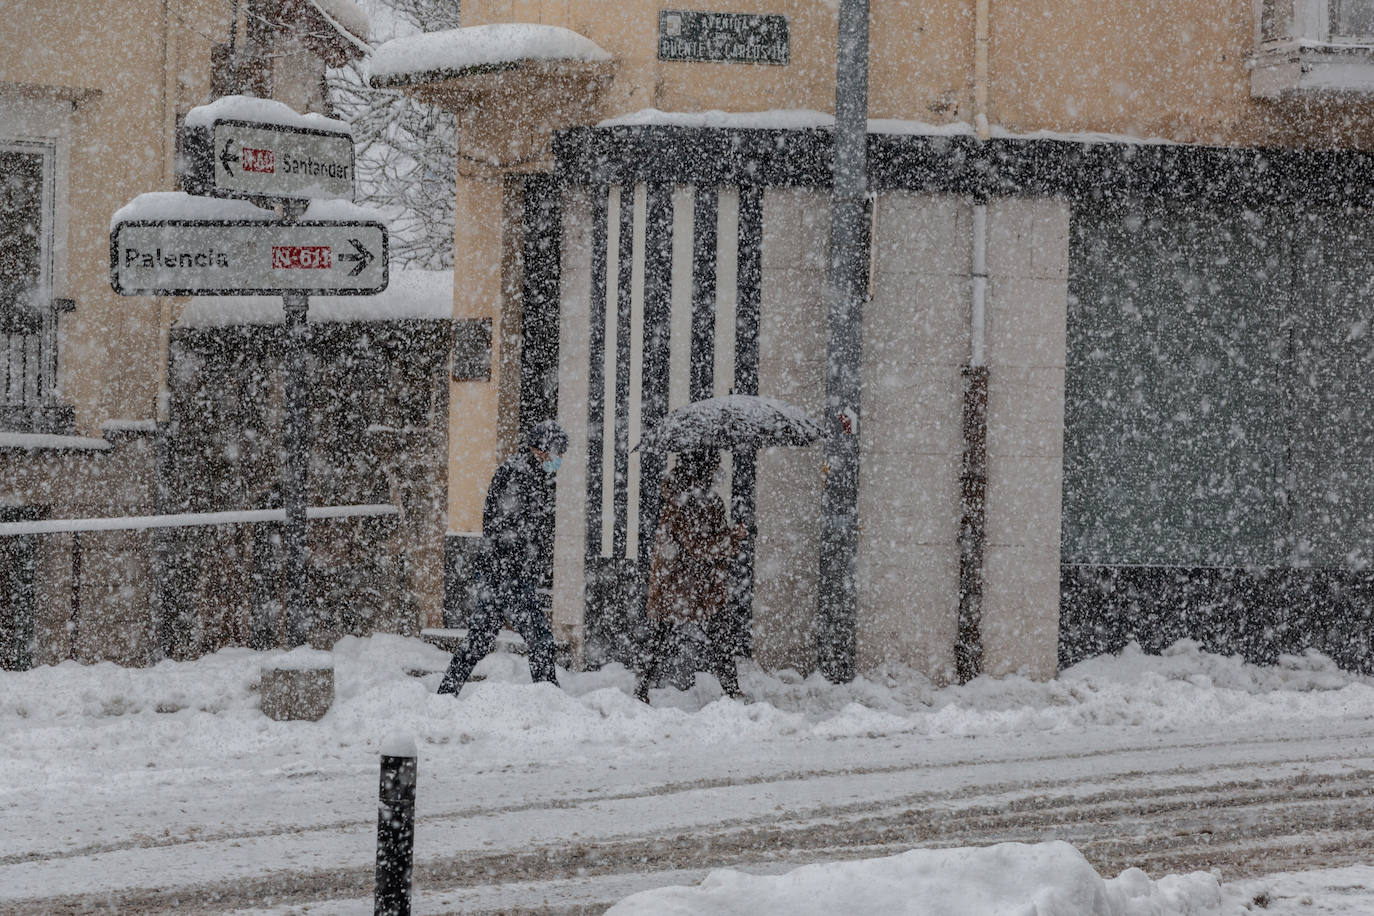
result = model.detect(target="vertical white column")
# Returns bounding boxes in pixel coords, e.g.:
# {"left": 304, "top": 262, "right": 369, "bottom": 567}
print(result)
{"left": 715, "top": 186, "right": 740, "bottom": 504}
{"left": 752, "top": 187, "right": 828, "bottom": 673}
{"left": 599, "top": 186, "right": 621, "bottom": 559}
{"left": 981, "top": 196, "right": 1070, "bottom": 680}
{"left": 856, "top": 193, "right": 967, "bottom": 683}
{"left": 667, "top": 186, "right": 695, "bottom": 415}
{"left": 553, "top": 188, "right": 593, "bottom": 659}
{"left": 626, "top": 184, "right": 648, "bottom": 558}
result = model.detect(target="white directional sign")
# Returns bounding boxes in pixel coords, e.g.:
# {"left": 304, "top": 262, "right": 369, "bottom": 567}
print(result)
{"left": 110, "top": 220, "right": 388, "bottom": 296}
{"left": 183, "top": 119, "right": 356, "bottom": 201}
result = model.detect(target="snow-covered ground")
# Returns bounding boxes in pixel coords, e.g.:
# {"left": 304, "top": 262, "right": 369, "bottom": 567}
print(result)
{"left": 4, "top": 635, "right": 1374, "bottom": 913}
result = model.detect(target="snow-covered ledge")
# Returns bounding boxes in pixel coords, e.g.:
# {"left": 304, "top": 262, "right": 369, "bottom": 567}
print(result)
{"left": 367, "top": 24, "right": 614, "bottom": 174}
{"left": 1251, "top": 41, "right": 1374, "bottom": 97}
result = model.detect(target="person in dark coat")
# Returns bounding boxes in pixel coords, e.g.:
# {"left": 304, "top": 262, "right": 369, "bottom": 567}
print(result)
{"left": 635, "top": 449, "right": 748, "bottom": 704}
{"left": 437, "top": 420, "right": 569, "bottom": 697}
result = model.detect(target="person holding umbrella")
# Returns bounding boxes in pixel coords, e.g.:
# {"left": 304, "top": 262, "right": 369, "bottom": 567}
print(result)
{"left": 438, "top": 419, "right": 568, "bottom": 698}
{"left": 635, "top": 449, "right": 748, "bottom": 704}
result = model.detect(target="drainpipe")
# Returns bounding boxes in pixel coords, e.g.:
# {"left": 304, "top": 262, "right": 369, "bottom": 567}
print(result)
{"left": 974, "top": 0, "right": 991, "bottom": 139}
{"left": 151, "top": 0, "right": 175, "bottom": 663}
{"left": 956, "top": 201, "right": 989, "bottom": 683}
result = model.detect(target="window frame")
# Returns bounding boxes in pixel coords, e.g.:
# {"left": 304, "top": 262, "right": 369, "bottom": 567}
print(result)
{"left": 0, "top": 91, "right": 74, "bottom": 427}
{"left": 0, "top": 139, "right": 57, "bottom": 329}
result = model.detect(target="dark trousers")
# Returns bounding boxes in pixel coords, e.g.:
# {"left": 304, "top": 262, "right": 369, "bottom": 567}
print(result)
{"left": 636, "top": 615, "right": 741, "bottom": 699}
{"left": 438, "top": 568, "right": 559, "bottom": 696}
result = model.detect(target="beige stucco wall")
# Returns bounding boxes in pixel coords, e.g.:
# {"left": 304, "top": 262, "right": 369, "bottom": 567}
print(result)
{"left": 0, "top": 0, "right": 193, "bottom": 432}
{"left": 0, "top": 0, "right": 347, "bottom": 438}
{"left": 552, "top": 189, "right": 594, "bottom": 656}
{"left": 2, "top": 4, "right": 395, "bottom": 668}
{"left": 462, "top": 0, "right": 1374, "bottom": 146}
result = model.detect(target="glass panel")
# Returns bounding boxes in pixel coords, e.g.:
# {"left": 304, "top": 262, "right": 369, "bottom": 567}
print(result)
{"left": 1063, "top": 200, "right": 1287, "bottom": 568}
{"left": 1331, "top": 0, "right": 1374, "bottom": 37}
{"left": 0, "top": 150, "right": 44, "bottom": 333}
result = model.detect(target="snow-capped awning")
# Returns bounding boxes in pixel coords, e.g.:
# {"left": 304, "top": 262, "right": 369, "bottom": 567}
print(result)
{"left": 368, "top": 24, "right": 611, "bottom": 88}
{"left": 183, "top": 95, "right": 351, "bottom": 135}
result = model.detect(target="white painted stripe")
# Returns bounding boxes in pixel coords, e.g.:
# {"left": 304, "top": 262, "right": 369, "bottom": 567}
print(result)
{"left": 627, "top": 184, "right": 648, "bottom": 558}
{"left": 601, "top": 186, "right": 621, "bottom": 558}
{"left": 668, "top": 186, "right": 696, "bottom": 414}
{"left": 0, "top": 504, "right": 399, "bottom": 537}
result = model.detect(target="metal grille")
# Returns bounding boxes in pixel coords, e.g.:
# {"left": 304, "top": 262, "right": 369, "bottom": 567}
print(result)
{"left": 2, "top": 328, "right": 53, "bottom": 409}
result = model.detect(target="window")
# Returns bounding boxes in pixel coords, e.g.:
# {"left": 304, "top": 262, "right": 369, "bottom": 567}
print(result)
{"left": 1, "top": 145, "right": 51, "bottom": 336}
{"left": 0, "top": 141, "right": 64, "bottom": 428}
{"left": 1330, "top": 0, "right": 1374, "bottom": 39}
{"left": 0, "top": 88, "right": 74, "bottom": 434}
{"left": 1253, "top": 0, "right": 1374, "bottom": 96}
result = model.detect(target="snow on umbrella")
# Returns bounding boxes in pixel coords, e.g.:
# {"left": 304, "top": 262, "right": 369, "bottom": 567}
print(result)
{"left": 638, "top": 394, "right": 824, "bottom": 453}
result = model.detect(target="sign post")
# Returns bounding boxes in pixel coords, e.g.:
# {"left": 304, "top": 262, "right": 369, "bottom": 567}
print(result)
{"left": 112, "top": 97, "right": 387, "bottom": 650}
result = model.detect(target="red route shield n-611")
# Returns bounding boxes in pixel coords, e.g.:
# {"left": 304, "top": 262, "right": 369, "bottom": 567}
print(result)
{"left": 110, "top": 220, "right": 388, "bottom": 296}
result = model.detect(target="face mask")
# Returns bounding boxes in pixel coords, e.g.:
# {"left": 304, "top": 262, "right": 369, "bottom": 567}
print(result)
{"left": 541, "top": 456, "right": 562, "bottom": 474}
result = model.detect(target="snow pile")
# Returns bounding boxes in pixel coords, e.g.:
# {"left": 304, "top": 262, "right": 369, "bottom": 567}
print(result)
{"left": 600, "top": 108, "right": 1186, "bottom": 147}
{"left": 183, "top": 95, "right": 351, "bottom": 135}
{"left": 267, "top": 646, "right": 335, "bottom": 671}
{"left": 309, "top": 0, "right": 370, "bottom": 44}
{"left": 3, "top": 636, "right": 1373, "bottom": 777}
{"left": 0, "top": 431, "right": 111, "bottom": 452}
{"left": 178, "top": 268, "right": 451, "bottom": 327}
{"left": 369, "top": 24, "right": 612, "bottom": 85}
{"left": 607, "top": 842, "right": 1240, "bottom": 915}
{"left": 601, "top": 108, "right": 834, "bottom": 130}
{"left": 109, "top": 191, "right": 275, "bottom": 230}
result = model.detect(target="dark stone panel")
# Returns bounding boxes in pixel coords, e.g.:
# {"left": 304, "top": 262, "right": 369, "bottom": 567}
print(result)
{"left": 555, "top": 126, "right": 1374, "bottom": 208}
{"left": 1060, "top": 565, "right": 1374, "bottom": 674}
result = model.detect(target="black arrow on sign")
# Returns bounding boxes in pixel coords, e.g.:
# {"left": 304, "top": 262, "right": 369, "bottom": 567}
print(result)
{"left": 338, "top": 238, "right": 374, "bottom": 277}
{"left": 219, "top": 140, "right": 239, "bottom": 175}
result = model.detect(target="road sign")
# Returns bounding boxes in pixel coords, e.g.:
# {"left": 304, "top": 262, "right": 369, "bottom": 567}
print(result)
{"left": 110, "top": 220, "right": 388, "bottom": 296}
{"left": 182, "top": 119, "right": 356, "bottom": 201}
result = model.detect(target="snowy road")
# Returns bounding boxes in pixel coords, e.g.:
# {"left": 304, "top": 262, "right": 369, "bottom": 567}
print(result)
{"left": 7, "top": 691, "right": 1374, "bottom": 914}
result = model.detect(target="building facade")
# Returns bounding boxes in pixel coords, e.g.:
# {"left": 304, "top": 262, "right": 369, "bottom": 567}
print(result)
{"left": 1, "top": 1, "right": 449, "bottom": 669}
{"left": 375, "top": 0, "right": 1374, "bottom": 681}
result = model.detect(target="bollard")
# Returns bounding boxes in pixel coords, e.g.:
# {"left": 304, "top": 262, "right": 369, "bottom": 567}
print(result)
{"left": 375, "top": 734, "right": 417, "bottom": 916}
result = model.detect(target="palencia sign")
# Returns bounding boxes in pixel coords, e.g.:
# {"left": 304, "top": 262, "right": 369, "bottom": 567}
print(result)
{"left": 182, "top": 119, "right": 356, "bottom": 201}
{"left": 110, "top": 220, "right": 388, "bottom": 296}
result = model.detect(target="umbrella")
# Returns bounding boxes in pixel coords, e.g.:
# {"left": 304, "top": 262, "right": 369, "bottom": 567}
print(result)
{"left": 637, "top": 394, "right": 824, "bottom": 453}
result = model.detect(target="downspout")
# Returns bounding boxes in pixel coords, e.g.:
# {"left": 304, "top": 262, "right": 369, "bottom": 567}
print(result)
{"left": 151, "top": 0, "right": 174, "bottom": 663}
{"left": 974, "top": 0, "right": 991, "bottom": 140}
{"left": 956, "top": 201, "right": 989, "bottom": 683}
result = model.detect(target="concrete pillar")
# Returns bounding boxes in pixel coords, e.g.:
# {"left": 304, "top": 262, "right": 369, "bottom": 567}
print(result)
{"left": 857, "top": 193, "right": 969, "bottom": 683}
{"left": 753, "top": 188, "right": 828, "bottom": 674}
{"left": 447, "top": 175, "right": 524, "bottom": 534}
{"left": 981, "top": 196, "right": 1070, "bottom": 680}
{"left": 552, "top": 189, "right": 593, "bottom": 659}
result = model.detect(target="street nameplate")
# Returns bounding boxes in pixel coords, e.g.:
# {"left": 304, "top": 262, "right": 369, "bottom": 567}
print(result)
{"left": 658, "top": 10, "right": 789, "bottom": 65}
{"left": 182, "top": 120, "right": 356, "bottom": 201}
{"left": 110, "top": 220, "right": 388, "bottom": 296}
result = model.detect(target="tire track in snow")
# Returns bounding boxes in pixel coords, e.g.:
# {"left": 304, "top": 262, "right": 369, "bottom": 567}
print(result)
{"left": 10, "top": 747, "right": 1374, "bottom": 913}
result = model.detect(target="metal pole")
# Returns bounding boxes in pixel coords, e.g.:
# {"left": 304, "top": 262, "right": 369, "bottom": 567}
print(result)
{"left": 375, "top": 739, "right": 417, "bottom": 916}
{"left": 281, "top": 200, "right": 311, "bottom": 647}
{"left": 817, "top": 0, "right": 871, "bottom": 683}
